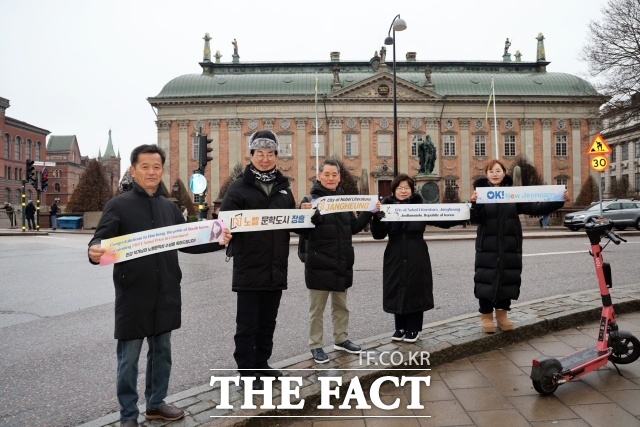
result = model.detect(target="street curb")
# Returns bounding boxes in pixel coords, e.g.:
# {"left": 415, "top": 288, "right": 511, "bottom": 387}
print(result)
{"left": 206, "top": 286, "right": 640, "bottom": 427}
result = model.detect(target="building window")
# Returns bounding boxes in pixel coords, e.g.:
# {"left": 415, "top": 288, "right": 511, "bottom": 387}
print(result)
{"left": 4, "top": 134, "right": 10, "bottom": 159}
{"left": 36, "top": 141, "right": 42, "bottom": 161}
{"left": 193, "top": 135, "right": 200, "bottom": 160}
{"left": 635, "top": 172, "right": 640, "bottom": 192}
{"left": 443, "top": 134, "right": 456, "bottom": 156}
{"left": 6, "top": 167, "right": 11, "bottom": 180}
{"left": 621, "top": 142, "right": 629, "bottom": 161}
{"left": 636, "top": 140, "right": 640, "bottom": 158}
{"left": 17, "top": 168, "right": 22, "bottom": 181}
{"left": 311, "top": 134, "right": 325, "bottom": 156}
{"left": 410, "top": 134, "right": 423, "bottom": 156}
{"left": 55, "top": 183, "right": 61, "bottom": 192}
{"left": 622, "top": 174, "right": 629, "bottom": 187}
{"left": 444, "top": 179, "right": 457, "bottom": 188}
{"left": 555, "top": 135, "right": 568, "bottom": 156}
{"left": 611, "top": 146, "right": 617, "bottom": 162}
{"left": 15, "top": 189, "right": 21, "bottom": 202}
{"left": 610, "top": 175, "right": 617, "bottom": 193}
{"left": 279, "top": 134, "right": 293, "bottom": 157}
{"left": 504, "top": 134, "right": 516, "bottom": 156}
{"left": 15, "top": 136, "right": 21, "bottom": 161}
{"left": 345, "top": 134, "right": 358, "bottom": 157}
{"left": 26, "top": 139, "right": 32, "bottom": 160}
{"left": 474, "top": 134, "right": 486, "bottom": 156}
{"left": 27, "top": 190, "right": 33, "bottom": 200}
{"left": 378, "top": 134, "right": 391, "bottom": 156}
{"left": 556, "top": 177, "right": 568, "bottom": 187}
{"left": 5, "top": 188, "right": 10, "bottom": 203}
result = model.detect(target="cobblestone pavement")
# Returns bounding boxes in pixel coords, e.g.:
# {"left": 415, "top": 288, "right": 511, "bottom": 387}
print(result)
{"left": 81, "top": 283, "right": 640, "bottom": 427}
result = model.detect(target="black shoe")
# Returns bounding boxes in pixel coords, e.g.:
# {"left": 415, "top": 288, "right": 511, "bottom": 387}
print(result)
{"left": 334, "top": 340, "right": 361, "bottom": 353}
{"left": 255, "top": 364, "right": 282, "bottom": 378}
{"left": 311, "top": 348, "right": 329, "bottom": 363}
{"left": 392, "top": 330, "right": 405, "bottom": 341}
{"left": 404, "top": 331, "right": 420, "bottom": 343}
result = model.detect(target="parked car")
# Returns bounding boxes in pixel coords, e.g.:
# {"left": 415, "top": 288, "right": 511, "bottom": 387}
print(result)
{"left": 563, "top": 200, "right": 640, "bottom": 231}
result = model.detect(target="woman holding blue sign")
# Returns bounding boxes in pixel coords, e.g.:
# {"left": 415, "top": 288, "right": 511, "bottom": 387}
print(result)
{"left": 470, "top": 159, "right": 568, "bottom": 333}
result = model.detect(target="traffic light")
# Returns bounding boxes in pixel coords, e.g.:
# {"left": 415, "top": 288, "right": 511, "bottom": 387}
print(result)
{"left": 41, "top": 170, "right": 48, "bottom": 192}
{"left": 198, "top": 134, "right": 213, "bottom": 173}
{"left": 26, "top": 159, "right": 35, "bottom": 184}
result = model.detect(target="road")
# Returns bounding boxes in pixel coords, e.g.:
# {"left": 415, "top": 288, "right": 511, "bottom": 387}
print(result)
{"left": 1, "top": 231, "right": 639, "bottom": 426}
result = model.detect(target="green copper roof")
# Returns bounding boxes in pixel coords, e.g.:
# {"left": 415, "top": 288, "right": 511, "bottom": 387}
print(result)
{"left": 47, "top": 135, "right": 77, "bottom": 153}
{"left": 151, "top": 62, "right": 600, "bottom": 100}
{"left": 103, "top": 129, "right": 116, "bottom": 158}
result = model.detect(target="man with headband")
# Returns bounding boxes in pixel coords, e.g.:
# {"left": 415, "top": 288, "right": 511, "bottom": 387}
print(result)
{"left": 220, "top": 130, "right": 295, "bottom": 390}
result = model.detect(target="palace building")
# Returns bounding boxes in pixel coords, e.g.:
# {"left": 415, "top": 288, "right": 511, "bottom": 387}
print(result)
{"left": 148, "top": 35, "right": 605, "bottom": 205}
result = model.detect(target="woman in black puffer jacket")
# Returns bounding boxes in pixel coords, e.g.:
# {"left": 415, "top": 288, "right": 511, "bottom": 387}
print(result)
{"left": 470, "top": 159, "right": 567, "bottom": 333}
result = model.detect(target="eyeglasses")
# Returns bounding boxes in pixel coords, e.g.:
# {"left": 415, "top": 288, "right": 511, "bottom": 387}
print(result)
{"left": 397, "top": 186, "right": 412, "bottom": 191}
{"left": 254, "top": 152, "right": 276, "bottom": 160}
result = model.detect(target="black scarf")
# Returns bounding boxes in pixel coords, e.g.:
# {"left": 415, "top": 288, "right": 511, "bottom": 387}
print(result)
{"left": 249, "top": 164, "right": 277, "bottom": 183}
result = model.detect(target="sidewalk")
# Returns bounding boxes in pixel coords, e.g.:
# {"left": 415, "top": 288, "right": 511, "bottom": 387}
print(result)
{"left": 82, "top": 283, "right": 640, "bottom": 427}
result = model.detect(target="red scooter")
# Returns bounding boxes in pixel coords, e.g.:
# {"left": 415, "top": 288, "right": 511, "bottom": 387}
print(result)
{"left": 530, "top": 218, "right": 640, "bottom": 395}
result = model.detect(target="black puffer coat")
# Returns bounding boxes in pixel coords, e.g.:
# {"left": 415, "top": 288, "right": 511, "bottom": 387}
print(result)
{"left": 304, "top": 182, "right": 372, "bottom": 292}
{"left": 220, "top": 165, "right": 295, "bottom": 292}
{"left": 371, "top": 193, "right": 435, "bottom": 314}
{"left": 89, "top": 182, "right": 224, "bottom": 340}
{"left": 471, "top": 176, "right": 564, "bottom": 303}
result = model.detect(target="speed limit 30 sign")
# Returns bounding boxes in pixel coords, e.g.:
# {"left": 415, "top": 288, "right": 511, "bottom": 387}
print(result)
{"left": 590, "top": 155, "right": 609, "bottom": 172}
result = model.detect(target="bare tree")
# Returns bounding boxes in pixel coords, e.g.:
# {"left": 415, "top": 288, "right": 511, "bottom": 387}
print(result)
{"left": 582, "top": 0, "right": 640, "bottom": 124}
{"left": 511, "top": 156, "right": 545, "bottom": 186}
{"left": 66, "top": 160, "right": 112, "bottom": 212}
{"left": 217, "top": 164, "right": 244, "bottom": 200}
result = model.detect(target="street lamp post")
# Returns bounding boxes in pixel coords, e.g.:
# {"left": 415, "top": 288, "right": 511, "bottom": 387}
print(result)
{"left": 384, "top": 14, "right": 407, "bottom": 177}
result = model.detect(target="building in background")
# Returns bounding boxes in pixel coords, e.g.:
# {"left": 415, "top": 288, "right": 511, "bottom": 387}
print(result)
{"left": 45, "top": 131, "right": 121, "bottom": 207}
{"left": 148, "top": 35, "right": 606, "bottom": 205}
{"left": 0, "top": 96, "right": 50, "bottom": 205}
{"left": 600, "top": 98, "right": 640, "bottom": 198}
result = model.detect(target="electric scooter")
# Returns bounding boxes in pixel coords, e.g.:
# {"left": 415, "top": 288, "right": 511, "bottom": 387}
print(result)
{"left": 530, "top": 218, "right": 640, "bottom": 395}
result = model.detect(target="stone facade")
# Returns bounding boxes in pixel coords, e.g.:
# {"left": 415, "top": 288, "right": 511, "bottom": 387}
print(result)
{"left": 149, "top": 50, "right": 605, "bottom": 206}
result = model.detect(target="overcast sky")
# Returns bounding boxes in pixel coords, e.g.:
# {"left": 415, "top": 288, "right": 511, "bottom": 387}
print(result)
{"left": 0, "top": 0, "right": 606, "bottom": 178}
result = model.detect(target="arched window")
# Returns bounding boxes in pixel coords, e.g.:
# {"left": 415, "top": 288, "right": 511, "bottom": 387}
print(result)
{"left": 54, "top": 183, "right": 61, "bottom": 192}
{"left": 17, "top": 168, "right": 22, "bottom": 181}
{"left": 4, "top": 134, "right": 11, "bottom": 159}
{"left": 36, "top": 141, "right": 42, "bottom": 161}
{"left": 27, "top": 190, "right": 33, "bottom": 200}
{"left": 5, "top": 188, "right": 10, "bottom": 203}
{"left": 15, "top": 136, "right": 22, "bottom": 161}
{"left": 15, "top": 189, "right": 21, "bottom": 203}
{"left": 27, "top": 139, "right": 32, "bottom": 160}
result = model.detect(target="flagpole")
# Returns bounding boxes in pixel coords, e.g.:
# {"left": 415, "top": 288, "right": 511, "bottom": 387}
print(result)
{"left": 492, "top": 77, "right": 498, "bottom": 158}
{"left": 314, "top": 75, "right": 319, "bottom": 174}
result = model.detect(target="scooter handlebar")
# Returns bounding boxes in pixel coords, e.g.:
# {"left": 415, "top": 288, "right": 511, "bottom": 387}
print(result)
{"left": 604, "top": 228, "right": 626, "bottom": 245}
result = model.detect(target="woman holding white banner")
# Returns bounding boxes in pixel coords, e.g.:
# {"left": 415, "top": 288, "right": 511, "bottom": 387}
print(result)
{"left": 371, "top": 173, "right": 458, "bottom": 343}
{"left": 470, "top": 159, "right": 568, "bottom": 333}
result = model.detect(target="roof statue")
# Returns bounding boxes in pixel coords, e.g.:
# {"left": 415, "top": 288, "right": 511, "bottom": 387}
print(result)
{"left": 536, "top": 33, "right": 546, "bottom": 61}
{"left": 504, "top": 38, "right": 511, "bottom": 55}
{"left": 380, "top": 46, "right": 387, "bottom": 64}
{"left": 202, "top": 33, "right": 212, "bottom": 62}
{"left": 232, "top": 39, "right": 238, "bottom": 56}
{"left": 332, "top": 65, "right": 340, "bottom": 84}
{"left": 424, "top": 66, "right": 432, "bottom": 85}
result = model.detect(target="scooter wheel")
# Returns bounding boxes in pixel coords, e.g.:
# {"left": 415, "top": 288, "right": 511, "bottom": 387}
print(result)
{"left": 609, "top": 332, "right": 640, "bottom": 364}
{"left": 532, "top": 375, "right": 558, "bottom": 396}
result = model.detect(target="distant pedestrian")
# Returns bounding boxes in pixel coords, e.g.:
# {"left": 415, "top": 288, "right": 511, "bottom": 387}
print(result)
{"left": 25, "top": 200, "right": 36, "bottom": 230}
{"left": 49, "top": 201, "right": 60, "bottom": 230}
{"left": 540, "top": 214, "right": 549, "bottom": 228}
{"left": 180, "top": 205, "right": 188, "bottom": 221}
{"left": 2, "top": 202, "right": 15, "bottom": 227}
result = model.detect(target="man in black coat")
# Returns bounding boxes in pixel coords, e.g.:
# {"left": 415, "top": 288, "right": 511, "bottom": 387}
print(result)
{"left": 300, "top": 159, "right": 372, "bottom": 364}
{"left": 220, "top": 130, "right": 295, "bottom": 390}
{"left": 88, "top": 145, "right": 230, "bottom": 427}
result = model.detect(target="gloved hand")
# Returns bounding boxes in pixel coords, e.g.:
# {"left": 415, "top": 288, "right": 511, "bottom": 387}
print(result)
{"left": 374, "top": 211, "right": 386, "bottom": 221}
{"left": 310, "top": 209, "right": 323, "bottom": 225}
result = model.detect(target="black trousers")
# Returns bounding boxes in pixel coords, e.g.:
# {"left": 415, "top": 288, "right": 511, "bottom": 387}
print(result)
{"left": 234, "top": 290, "right": 282, "bottom": 375}
{"left": 394, "top": 311, "right": 424, "bottom": 333}
{"left": 478, "top": 298, "right": 511, "bottom": 314}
